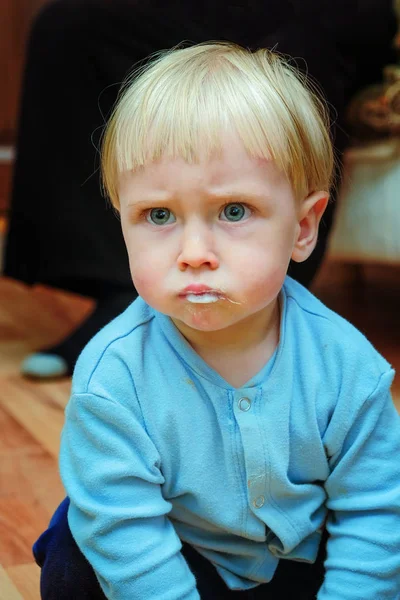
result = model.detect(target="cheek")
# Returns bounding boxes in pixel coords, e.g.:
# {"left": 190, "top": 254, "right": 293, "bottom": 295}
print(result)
{"left": 126, "top": 243, "right": 170, "bottom": 300}
{"left": 244, "top": 263, "right": 286, "bottom": 300}
{"left": 129, "top": 259, "right": 159, "bottom": 296}
{"left": 233, "top": 239, "right": 290, "bottom": 276}
{"left": 231, "top": 242, "right": 290, "bottom": 298}
{"left": 131, "top": 269, "right": 155, "bottom": 297}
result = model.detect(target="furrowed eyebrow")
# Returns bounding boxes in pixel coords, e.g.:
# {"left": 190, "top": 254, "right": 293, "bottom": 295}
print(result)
{"left": 206, "top": 191, "right": 271, "bottom": 205}
{"left": 126, "top": 198, "right": 172, "bottom": 209}
{"left": 126, "top": 191, "right": 269, "bottom": 209}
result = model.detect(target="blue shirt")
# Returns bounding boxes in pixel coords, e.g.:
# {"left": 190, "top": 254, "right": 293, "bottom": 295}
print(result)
{"left": 60, "top": 277, "right": 400, "bottom": 599}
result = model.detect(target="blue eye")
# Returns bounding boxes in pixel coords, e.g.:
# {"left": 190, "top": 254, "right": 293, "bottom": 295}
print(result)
{"left": 147, "top": 208, "right": 175, "bottom": 226}
{"left": 220, "top": 203, "right": 249, "bottom": 222}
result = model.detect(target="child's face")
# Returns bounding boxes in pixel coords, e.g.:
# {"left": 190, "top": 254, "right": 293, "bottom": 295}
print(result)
{"left": 118, "top": 131, "right": 326, "bottom": 334}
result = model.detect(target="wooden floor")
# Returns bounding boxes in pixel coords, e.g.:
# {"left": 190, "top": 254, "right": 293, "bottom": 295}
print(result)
{"left": 0, "top": 277, "right": 93, "bottom": 599}
{"left": 0, "top": 261, "right": 399, "bottom": 599}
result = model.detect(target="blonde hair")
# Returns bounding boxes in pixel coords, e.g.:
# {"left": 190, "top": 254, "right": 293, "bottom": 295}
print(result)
{"left": 102, "top": 42, "right": 334, "bottom": 208}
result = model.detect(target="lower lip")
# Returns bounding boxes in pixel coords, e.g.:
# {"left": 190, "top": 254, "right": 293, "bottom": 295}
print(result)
{"left": 184, "top": 293, "right": 220, "bottom": 304}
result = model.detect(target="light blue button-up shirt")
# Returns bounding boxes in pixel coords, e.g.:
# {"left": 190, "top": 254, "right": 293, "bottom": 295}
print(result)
{"left": 60, "top": 277, "right": 400, "bottom": 599}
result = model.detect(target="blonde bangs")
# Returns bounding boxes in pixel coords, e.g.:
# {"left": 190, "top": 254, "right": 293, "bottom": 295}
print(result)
{"left": 102, "top": 43, "right": 333, "bottom": 208}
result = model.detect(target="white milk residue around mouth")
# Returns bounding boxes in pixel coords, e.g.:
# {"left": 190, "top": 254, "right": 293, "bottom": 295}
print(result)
{"left": 186, "top": 293, "right": 219, "bottom": 304}
{"left": 184, "top": 290, "right": 242, "bottom": 305}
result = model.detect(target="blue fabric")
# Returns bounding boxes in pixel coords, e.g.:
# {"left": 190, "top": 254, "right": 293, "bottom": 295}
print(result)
{"left": 33, "top": 496, "right": 327, "bottom": 599}
{"left": 47, "top": 276, "right": 399, "bottom": 599}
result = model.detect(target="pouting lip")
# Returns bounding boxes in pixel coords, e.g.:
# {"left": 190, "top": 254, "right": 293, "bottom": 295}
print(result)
{"left": 179, "top": 284, "right": 219, "bottom": 296}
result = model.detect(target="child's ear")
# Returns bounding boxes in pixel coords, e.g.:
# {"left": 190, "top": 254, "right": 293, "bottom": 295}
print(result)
{"left": 291, "top": 191, "right": 329, "bottom": 263}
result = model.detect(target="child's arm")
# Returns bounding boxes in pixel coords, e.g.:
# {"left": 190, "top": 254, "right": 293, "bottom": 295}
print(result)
{"left": 319, "top": 370, "right": 400, "bottom": 599}
{"left": 60, "top": 392, "right": 200, "bottom": 600}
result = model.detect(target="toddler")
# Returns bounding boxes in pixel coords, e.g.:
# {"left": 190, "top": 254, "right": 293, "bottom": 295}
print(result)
{"left": 33, "top": 42, "right": 400, "bottom": 599}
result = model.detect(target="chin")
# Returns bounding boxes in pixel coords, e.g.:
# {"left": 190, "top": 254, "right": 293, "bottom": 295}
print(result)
{"left": 185, "top": 321, "right": 227, "bottom": 332}
{"left": 179, "top": 309, "right": 238, "bottom": 332}
{"left": 183, "top": 315, "right": 222, "bottom": 331}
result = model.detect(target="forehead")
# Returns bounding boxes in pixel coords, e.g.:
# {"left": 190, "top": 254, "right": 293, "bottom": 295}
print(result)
{"left": 118, "top": 132, "right": 291, "bottom": 201}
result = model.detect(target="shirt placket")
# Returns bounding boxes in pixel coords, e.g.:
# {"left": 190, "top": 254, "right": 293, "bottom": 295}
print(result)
{"left": 233, "top": 388, "right": 268, "bottom": 519}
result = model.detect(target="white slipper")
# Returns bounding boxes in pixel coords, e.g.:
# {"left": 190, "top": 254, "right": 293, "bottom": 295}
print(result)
{"left": 21, "top": 353, "right": 69, "bottom": 378}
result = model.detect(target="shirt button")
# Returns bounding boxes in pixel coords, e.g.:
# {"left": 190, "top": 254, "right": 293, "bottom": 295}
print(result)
{"left": 238, "top": 397, "right": 251, "bottom": 411}
{"left": 253, "top": 495, "right": 265, "bottom": 509}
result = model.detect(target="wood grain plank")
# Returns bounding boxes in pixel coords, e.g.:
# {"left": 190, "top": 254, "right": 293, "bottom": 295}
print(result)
{"left": 0, "top": 440, "right": 65, "bottom": 517}
{"left": 0, "top": 405, "right": 38, "bottom": 453}
{"left": 0, "top": 377, "right": 66, "bottom": 459}
{"left": 0, "top": 498, "right": 48, "bottom": 567}
{"left": 0, "top": 564, "right": 24, "bottom": 600}
{"left": 6, "top": 563, "right": 41, "bottom": 600}
{"left": 0, "top": 405, "right": 64, "bottom": 568}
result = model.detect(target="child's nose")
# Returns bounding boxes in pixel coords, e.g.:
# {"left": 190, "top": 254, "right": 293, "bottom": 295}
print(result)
{"left": 177, "top": 224, "right": 219, "bottom": 271}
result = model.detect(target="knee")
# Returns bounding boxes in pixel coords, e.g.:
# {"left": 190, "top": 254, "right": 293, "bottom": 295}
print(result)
{"left": 33, "top": 498, "right": 105, "bottom": 600}
{"left": 33, "top": 499, "right": 75, "bottom": 599}
{"left": 35, "top": 527, "right": 75, "bottom": 600}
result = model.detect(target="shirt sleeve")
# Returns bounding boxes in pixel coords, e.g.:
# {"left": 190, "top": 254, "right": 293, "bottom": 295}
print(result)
{"left": 319, "top": 370, "right": 400, "bottom": 599}
{"left": 60, "top": 392, "right": 200, "bottom": 600}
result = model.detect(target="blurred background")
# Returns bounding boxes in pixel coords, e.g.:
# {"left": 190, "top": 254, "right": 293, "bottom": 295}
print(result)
{"left": 1, "top": 0, "right": 48, "bottom": 221}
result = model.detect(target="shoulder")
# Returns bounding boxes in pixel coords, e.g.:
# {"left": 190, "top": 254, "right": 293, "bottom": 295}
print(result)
{"left": 282, "top": 277, "right": 393, "bottom": 389}
{"left": 71, "top": 296, "right": 155, "bottom": 398}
